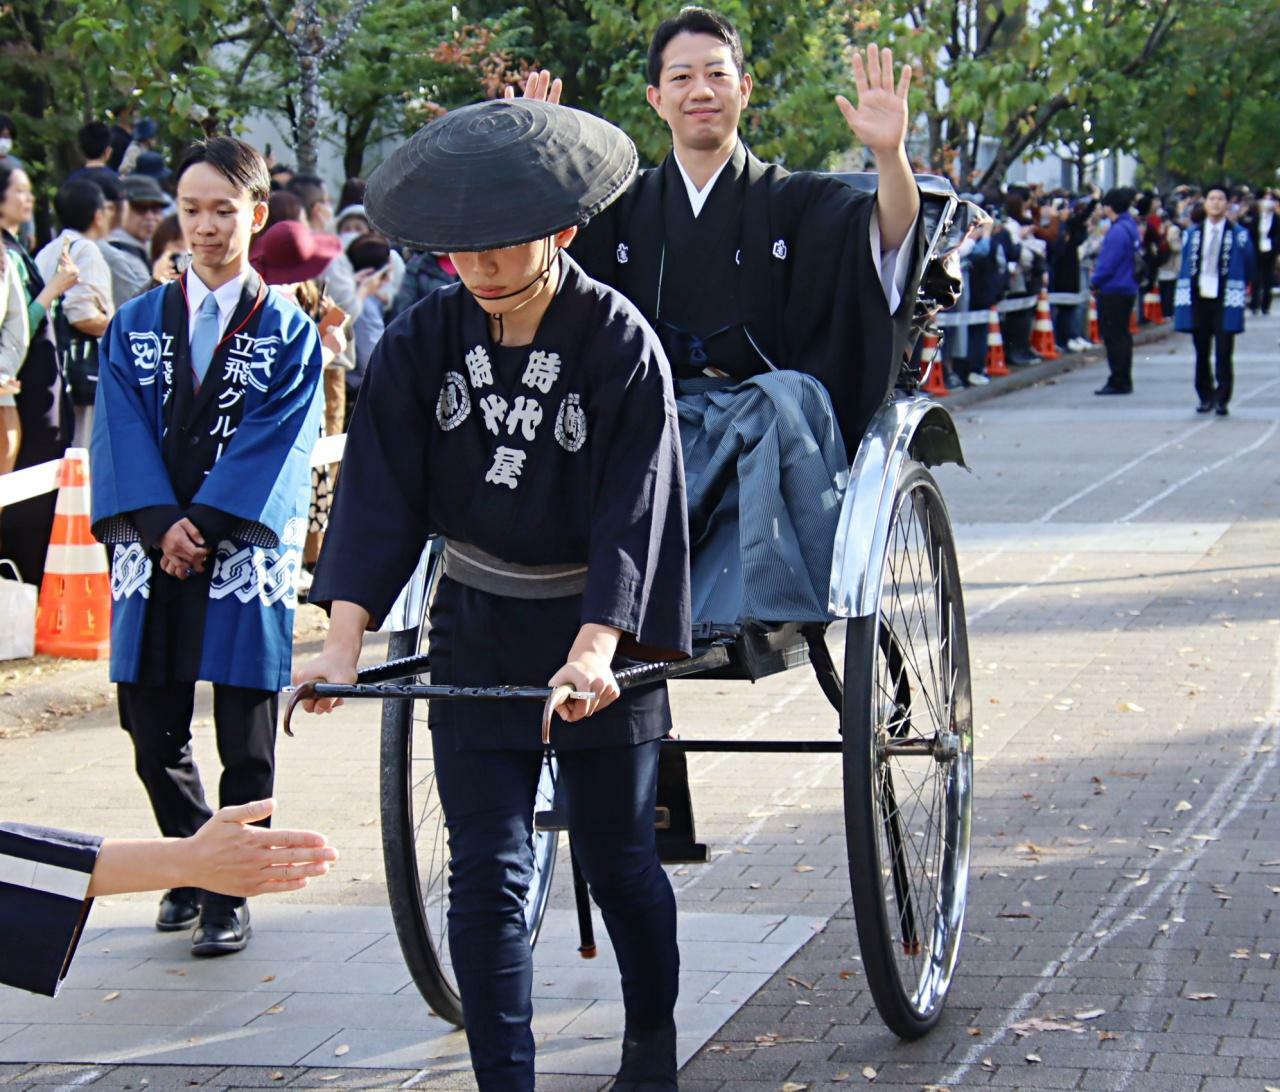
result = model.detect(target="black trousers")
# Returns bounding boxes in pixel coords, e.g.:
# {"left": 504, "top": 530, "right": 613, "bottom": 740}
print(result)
{"left": 432, "top": 730, "right": 679, "bottom": 1091}
{"left": 1252, "top": 252, "right": 1275, "bottom": 315}
{"left": 1097, "top": 294, "right": 1136, "bottom": 390}
{"left": 118, "top": 682, "right": 278, "bottom": 901}
{"left": 1191, "top": 296, "right": 1236, "bottom": 406}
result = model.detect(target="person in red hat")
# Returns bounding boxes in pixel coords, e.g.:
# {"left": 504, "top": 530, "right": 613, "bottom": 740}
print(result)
{"left": 251, "top": 219, "right": 351, "bottom": 578}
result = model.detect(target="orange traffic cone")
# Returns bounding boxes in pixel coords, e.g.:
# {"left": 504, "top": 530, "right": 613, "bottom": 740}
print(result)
{"left": 1030, "top": 290, "right": 1059, "bottom": 360}
{"left": 35, "top": 448, "right": 111, "bottom": 659}
{"left": 919, "top": 330, "right": 949, "bottom": 397}
{"left": 1143, "top": 289, "right": 1165, "bottom": 324}
{"left": 985, "top": 307, "right": 1010, "bottom": 377}
{"left": 1088, "top": 294, "right": 1100, "bottom": 343}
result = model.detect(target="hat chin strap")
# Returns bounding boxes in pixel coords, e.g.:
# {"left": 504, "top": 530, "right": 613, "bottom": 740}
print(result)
{"left": 473, "top": 239, "right": 556, "bottom": 345}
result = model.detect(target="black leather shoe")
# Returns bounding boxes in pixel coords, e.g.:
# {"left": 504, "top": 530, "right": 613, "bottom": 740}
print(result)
{"left": 613, "top": 1024, "right": 677, "bottom": 1091}
{"left": 1196, "top": 400, "right": 1215, "bottom": 413}
{"left": 155, "top": 887, "right": 202, "bottom": 932}
{"left": 1216, "top": 403, "right": 1229, "bottom": 416}
{"left": 192, "top": 899, "right": 251, "bottom": 957}
{"left": 1094, "top": 384, "right": 1132, "bottom": 395}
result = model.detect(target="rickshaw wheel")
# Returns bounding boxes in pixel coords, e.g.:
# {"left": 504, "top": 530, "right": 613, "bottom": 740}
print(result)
{"left": 380, "top": 549, "right": 560, "bottom": 1026}
{"left": 842, "top": 460, "right": 973, "bottom": 1039}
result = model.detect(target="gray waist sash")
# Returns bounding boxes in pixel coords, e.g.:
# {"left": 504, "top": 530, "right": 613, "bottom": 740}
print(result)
{"left": 442, "top": 539, "right": 588, "bottom": 599}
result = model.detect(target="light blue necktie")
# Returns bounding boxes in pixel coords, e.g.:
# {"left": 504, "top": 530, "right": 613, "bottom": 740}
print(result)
{"left": 190, "top": 293, "right": 221, "bottom": 386}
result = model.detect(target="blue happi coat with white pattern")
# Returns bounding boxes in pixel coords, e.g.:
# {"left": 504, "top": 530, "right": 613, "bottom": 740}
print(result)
{"left": 89, "top": 271, "right": 323, "bottom": 691}
{"left": 1175, "top": 221, "right": 1256, "bottom": 334}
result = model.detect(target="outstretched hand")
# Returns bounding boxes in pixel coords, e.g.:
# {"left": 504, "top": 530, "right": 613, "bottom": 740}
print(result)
{"left": 835, "top": 44, "right": 911, "bottom": 157}
{"left": 504, "top": 69, "right": 563, "bottom": 105}
{"left": 186, "top": 799, "right": 337, "bottom": 896}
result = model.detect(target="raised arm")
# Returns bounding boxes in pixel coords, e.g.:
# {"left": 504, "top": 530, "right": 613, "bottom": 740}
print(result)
{"left": 835, "top": 44, "right": 920, "bottom": 252}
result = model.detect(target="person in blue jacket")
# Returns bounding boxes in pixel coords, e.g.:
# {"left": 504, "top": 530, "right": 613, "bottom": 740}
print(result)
{"left": 1090, "top": 188, "right": 1141, "bottom": 395}
{"left": 89, "top": 137, "right": 324, "bottom": 957}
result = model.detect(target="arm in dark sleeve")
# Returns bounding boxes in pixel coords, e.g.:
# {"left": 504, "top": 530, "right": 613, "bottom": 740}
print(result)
{"left": 185, "top": 504, "right": 238, "bottom": 544}
{"left": 0, "top": 822, "right": 102, "bottom": 997}
{"left": 130, "top": 504, "right": 183, "bottom": 551}
{"left": 580, "top": 317, "right": 691, "bottom": 661}
{"left": 308, "top": 309, "right": 435, "bottom": 627}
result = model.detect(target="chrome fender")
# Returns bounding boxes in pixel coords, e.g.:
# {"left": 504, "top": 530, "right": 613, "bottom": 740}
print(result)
{"left": 828, "top": 395, "right": 966, "bottom": 619}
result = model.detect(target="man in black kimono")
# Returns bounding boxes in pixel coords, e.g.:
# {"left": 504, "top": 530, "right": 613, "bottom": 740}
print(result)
{"left": 568, "top": 8, "right": 924, "bottom": 454}
{"left": 528, "top": 9, "right": 926, "bottom": 624}
{"left": 298, "top": 100, "right": 690, "bottom": 1091}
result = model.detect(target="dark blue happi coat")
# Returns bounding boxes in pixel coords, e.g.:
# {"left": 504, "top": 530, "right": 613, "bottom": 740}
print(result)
{"left": 89, "top": 272, "right": 324, "bottom": 691}
{"left": 311, "top": 254, "right": 691, "bottom": 750}
{"left": 1174, "top": 221, "right": 1256, "bottom": 334}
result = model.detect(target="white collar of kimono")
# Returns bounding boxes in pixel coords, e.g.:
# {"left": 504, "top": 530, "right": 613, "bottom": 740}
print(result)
{"left": 185, "top": 268, "right": 245, "bottom": 340}
{"left": 673, "top": 143, "right": 736, "bottom": 219}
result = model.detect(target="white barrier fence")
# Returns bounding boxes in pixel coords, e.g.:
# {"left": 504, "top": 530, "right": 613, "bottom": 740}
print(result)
{"left": 933, "top": 291, "right": 1090, "bottom": 328}
{"left": 0, "top": 433, "right": 351, "bottom": 511}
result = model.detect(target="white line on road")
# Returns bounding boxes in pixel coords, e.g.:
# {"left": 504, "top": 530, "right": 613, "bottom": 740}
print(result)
{"left": 967, "top": 552, "right": 1076, "bottom": 625}
{"left": 938, "top": 631, "right": 1280, "bottom": 1090}
{"left": 1117, "top": 420, "right": 1280, "bottom": 523}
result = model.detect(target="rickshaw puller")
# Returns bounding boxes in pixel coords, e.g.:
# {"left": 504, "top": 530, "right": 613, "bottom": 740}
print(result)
{"left": 297, "top": 100, "right": 692, "bottom": 1091}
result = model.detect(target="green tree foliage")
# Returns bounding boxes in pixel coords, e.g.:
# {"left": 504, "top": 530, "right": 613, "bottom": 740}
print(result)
{"left": 850, "top": 0, "right": 1180, "bottom": 188}
{"left": 1121, "top": 0, "right": 1280, "bottom": 189}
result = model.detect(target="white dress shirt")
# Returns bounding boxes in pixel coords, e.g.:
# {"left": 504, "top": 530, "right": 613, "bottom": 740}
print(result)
{"left": 1198, "top": 220, "right": 1224, "bottom": 300}
{"left": 672, "top": 145, "right": 917, "bottom": 312}
{"left": 1260, "top": 210, "right": 1274, "bottom": 254}
{"left": 185, "top": 269, "right": 245, "bottom": 344}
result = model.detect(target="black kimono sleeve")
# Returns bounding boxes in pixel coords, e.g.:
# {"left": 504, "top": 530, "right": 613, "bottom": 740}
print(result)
{"left": 0, "top": 822, "right": 102, "bottom": 997}
{"left": 308, "top": 309, "right": 434, "bottom": 627}
{"left": 581, "top": 313, "right": 692, "bottom": 662}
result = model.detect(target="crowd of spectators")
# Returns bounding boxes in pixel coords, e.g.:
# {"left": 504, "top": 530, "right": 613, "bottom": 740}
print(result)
{"left": 936, "top": 179, "right": 1279, "bottom": 390}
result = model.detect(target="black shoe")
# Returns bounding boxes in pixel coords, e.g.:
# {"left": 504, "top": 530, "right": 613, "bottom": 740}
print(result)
{"left": 613, "top": 1024, "right": 677, "bottom": 1091}
{"left": 1095, "top": 384, "right": 1132, "bottom": 395}
{"left": 155, "top": 887, "right": 202, "bottom": 932}
{"left": 192, "top": 899, "right": 251, "bottom": 957}
{"left": 1196, "top": 400, "right": 1215, "bottom": 413}
{"left": 1215, "top": 403, "right": 1229, "bottom": 416}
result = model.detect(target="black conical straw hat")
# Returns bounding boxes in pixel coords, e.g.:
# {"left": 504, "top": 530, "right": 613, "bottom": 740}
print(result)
{"left": 365, "top": 99, "right": 638, "bottom": 252}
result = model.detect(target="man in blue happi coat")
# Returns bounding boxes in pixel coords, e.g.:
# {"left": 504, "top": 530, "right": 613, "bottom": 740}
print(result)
{"left": 1175, "top": 185, "right": 1256, "bottom": 416}
{"left": 89, "top": 137, "right": 323, "bottom": 956}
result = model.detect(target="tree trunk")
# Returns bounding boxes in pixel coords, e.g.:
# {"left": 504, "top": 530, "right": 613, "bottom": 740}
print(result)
{"left": 343, "top": 107, "right": 375, "bottom": 179}
{"left": 297, "top": 53, "right": 320, "bottom": 176}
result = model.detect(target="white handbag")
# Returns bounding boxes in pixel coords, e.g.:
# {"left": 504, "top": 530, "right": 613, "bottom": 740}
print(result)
{"left": 0, "top": 558, "right": 37, "bottom": 661}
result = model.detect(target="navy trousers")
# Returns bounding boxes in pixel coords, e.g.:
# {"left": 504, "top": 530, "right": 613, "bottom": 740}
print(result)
{"left": 431, "top": 731, "right": 679, "bottom": 1091}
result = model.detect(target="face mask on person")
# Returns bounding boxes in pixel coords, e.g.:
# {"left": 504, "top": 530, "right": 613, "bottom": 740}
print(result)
{"left": 339, "top": 230, "right": 361, "bottom": 249}
{"left": 0, "top": 138, "right": 12, "bottom": 158}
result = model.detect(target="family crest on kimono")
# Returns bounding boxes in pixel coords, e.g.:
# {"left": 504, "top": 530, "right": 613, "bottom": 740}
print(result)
{"left": 89, "top": 136, "right": 324, "bottom": 957}
{"left": 1174, "top": 184, "right": 1256, "bottom": 416}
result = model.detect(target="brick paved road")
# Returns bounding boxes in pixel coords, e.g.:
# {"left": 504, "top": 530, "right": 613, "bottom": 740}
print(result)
{"left": 1, "top": 315, "right": 1278, "bottom": 1090}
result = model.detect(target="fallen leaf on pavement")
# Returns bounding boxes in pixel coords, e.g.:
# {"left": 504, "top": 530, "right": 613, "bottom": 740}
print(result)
{"left": 264, "top": 1005, "right": 285, "bottom": 1015}
{"left": 261, "top": 975, "right": 275, "bottom": 983}
{"left": 861, "top": 1065, "right": 878, "bottom": 1081}
{"left": 966, "top": 1026, "right": 982, "bottom": 1036}
{"left": 270, "top": 1074, "right": 284, "bottom": 1082}
{"left": 1098, "top": 1030, "right": 1121, "bottom": 1042}
{"left": 781, "top": 1083, "right": 809, "bottom": 1092}
{"left": 333, "top": 1044, "right": 350, "bottom": 1056}
{"left": 1184, "top": 992, "right": 1217, "bottom": 1001}
{"left": 786, "top": 976, "right": 814, "bottom": 990}
{"left": 1073, "top": 1008, "right": 1105, "bottom": 1021}
{"left": 1118, "top": 701, "right": 1144, "bottom": 713}
{"left": 1011, "top": 1016, "right": 1083, "bottom": 1037}
{"left": 1026, "top": 1052, "right": 1042, "bottom": 1064}
{"left": 794, "top": 865, "right": 815, "bottom": 873}
{"left": 102, "top": 992, "right": 120, "bottom": 1002}
{"left": 1174, "top": 801, "right": 1192, "bottom": 812}
{"left": 998, "top": 911, "right": 1033, "bottom": 919}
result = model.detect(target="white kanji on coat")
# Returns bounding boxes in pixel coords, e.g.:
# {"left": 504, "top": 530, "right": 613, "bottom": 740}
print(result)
{"left": 506, "top": 395, "right": 543, "bottom": 441}
{"left": 465, "top": 345, "right": 493, "bottom": 388}
{"left": 479, "top": 392, "right": 509, "bottom": 436}
{"left": 521, "top": 350, "right": 561, "bottom": 393}
{"left": 223, "top": 357, "right": 252, "bottom": 387}
{"left": 485, "top": 446, "right": 527, "bottom": 489}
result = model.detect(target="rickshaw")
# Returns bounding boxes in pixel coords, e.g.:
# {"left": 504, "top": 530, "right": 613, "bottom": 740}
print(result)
{"left": 287, "top": 174, "right": 982, "bottom": 1042}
